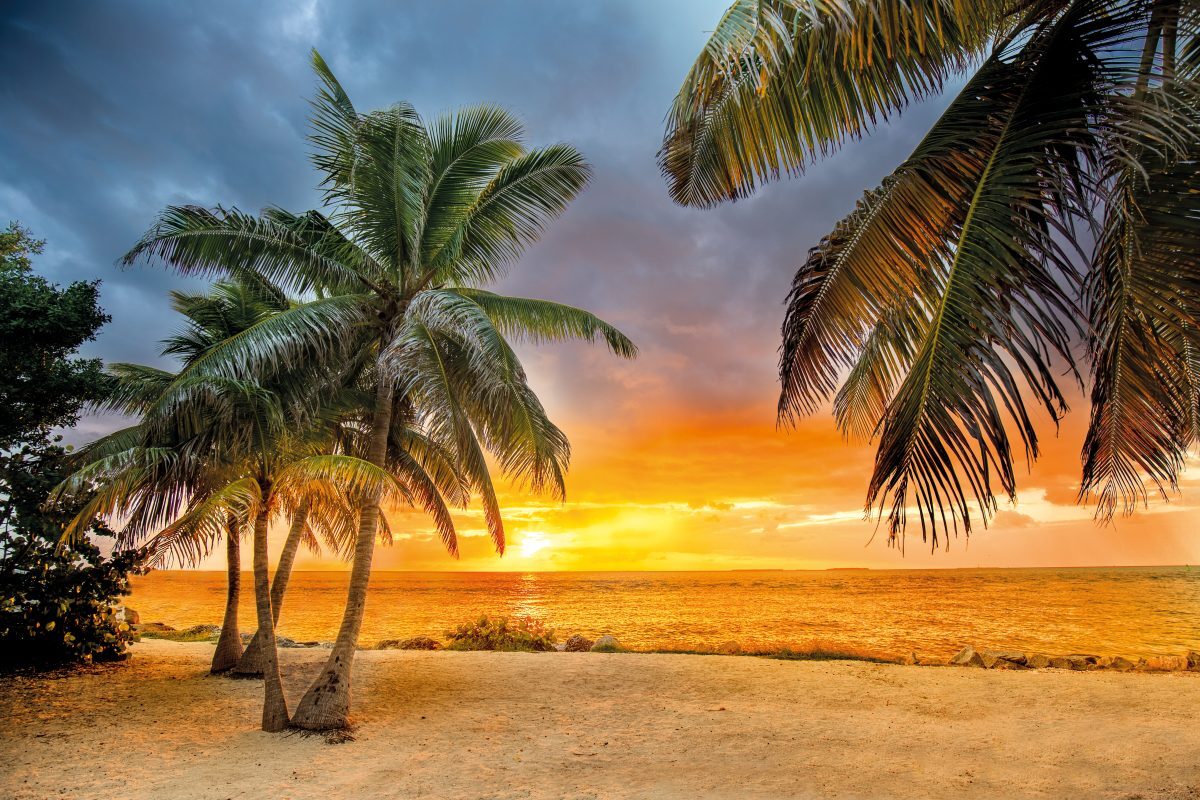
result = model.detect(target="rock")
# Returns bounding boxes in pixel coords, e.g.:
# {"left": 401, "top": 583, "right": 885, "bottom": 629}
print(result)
{"left": 716, "top": 641, "right": 742, "bottom": 655}
{"left": 376, "top": 635, "right": 443, "bottom": 651}
{"left": 553, "top": 643, "right": 567, "bottom": 652}
{"left": 122, "top": 607, "right": 141, "bottom": 625}
{"left": 1048, "top": 656, "right": 1073, "bottom": 670}
{"left": 980, "top": 650, "right": 1027, "bottom": 669}
{"left": 1106, "top": 656, "right": 1135, "bottom": 672}
{"left": 564, "top": 634, "right": 594, "bottom": 652}
{"left": 1026, "top": 654, "right": 1051, "bottom": 669}
{"left": 993, "top": 658, "right": 1030, "bottom": 670}
{"left": 1065, "top": 654, "right": 1099, "bottom": 671}
{"left": 1187, "top": 651, "right": 1200, "bottom": 671}
{"left": 899, "top": 652, "right": 918, "bottom": 666}
{"left": 590, "top": 635, "right": 622, "bottom": 653}
{"left": 136, "top": 621, "right": 175, "bottom": 633}
{"left": 178, "top": 624, "right": 221, "bottom": 639}
{"left": 949, "top": 646, "right": 984, "bottom": 667}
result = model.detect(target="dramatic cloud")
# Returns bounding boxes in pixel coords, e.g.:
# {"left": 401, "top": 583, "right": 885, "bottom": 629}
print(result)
{"left": 4, "top": 1, "right": 1197, "bottom": 570}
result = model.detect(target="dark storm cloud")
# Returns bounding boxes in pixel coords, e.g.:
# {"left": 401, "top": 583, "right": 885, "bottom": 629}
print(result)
{"left": 1, "top": 0, "right": 953, "bottom": 440}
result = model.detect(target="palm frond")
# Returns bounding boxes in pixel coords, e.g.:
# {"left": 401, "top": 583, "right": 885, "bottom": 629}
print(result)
{"left": 428, "top": 144, "right": 591, "bottom": 285}
{"left": 1081, "top": 94, "right": 1200, "bottom": 518}
{"left": 862, "top": 1, "right": 1145, "bottom": 546}
{"left": 122, "top": 204, "right": 376, "bottom": 296}
{"left": 451, "top": 288, "right": 638, "bottom": 358}
{"left": 144, "top": 478, "right": 262, "bottom": 567}
{"left": 661, "top": 0, "right": 1008, "bottom": 206}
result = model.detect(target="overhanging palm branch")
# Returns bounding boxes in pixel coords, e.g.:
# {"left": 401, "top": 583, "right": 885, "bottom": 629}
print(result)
{"left": 665, "top": 0, "right": 1200, "bottom": 549}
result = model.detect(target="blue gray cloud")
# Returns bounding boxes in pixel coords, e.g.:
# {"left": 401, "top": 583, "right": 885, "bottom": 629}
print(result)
{"left": 1, "top": 0, "right": 949, "bottom": 441}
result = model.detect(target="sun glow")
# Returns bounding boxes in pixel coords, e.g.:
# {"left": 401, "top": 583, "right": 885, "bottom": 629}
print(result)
{"left": 517, "top": 530, "right": 551, "bottom": 559}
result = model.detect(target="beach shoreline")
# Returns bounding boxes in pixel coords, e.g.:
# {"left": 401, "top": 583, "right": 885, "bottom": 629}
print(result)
{"left": 2, "top": 639, "right": 1198, "bottom": 799}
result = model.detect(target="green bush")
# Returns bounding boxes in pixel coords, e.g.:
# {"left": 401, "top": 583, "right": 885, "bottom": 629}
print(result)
{"left": 445, "top": 615, "right": 557, "bottom": 652}
{"left": 0, "top": 441, "right": 146, "bottom": 672}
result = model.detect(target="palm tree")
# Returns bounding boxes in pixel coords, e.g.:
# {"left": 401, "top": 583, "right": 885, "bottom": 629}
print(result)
{"left": 661, "top": 0, "right": 1200, "bottom": 550}
{"left": 144, "top": 374, "right": 438, "bottom": 731}
{"left": 54, "top": 281, "right": 361, "bottom": 708}
{"left": 60, "top": 363, "right": 428, "bottom": 731}
{"left": 63, "top": 280, "right": 293, "bottom": 673}
{"left": 122, "top": 50, "right": 637, "bottom": 730}
{"left": 232, "top": 380, "right": 470, "bottom": 677}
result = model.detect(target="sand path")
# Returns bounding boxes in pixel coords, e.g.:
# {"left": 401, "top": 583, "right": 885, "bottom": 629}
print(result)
{"left": 1, "top": 639, "right": 1197, "bottom": 799}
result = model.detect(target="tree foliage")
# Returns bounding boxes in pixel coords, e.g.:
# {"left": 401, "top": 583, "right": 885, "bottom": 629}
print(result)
{"left": 0, "top": 226, "right": 141, "bottom": 669}
{"left": 662, "top": 0, "right": 1200, "bottom": 549}
{"left": 0, "top": 223, "right": 110, "bottom": 449}
{"left": 0, "top": 441, "right": 144, "bottom": 671}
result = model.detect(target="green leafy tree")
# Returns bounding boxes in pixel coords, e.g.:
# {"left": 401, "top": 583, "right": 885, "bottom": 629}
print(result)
{"left": 123, "top": 50, "right": 637, "bottom": 730}
{"left": 0, "top": 223, "right": 109, "bottom": 449}
{"left": 0, "top": 223, "right": 141, "bottom": 670}
{"left": 661, "top": 0, "right": 1200, "bottom": 549}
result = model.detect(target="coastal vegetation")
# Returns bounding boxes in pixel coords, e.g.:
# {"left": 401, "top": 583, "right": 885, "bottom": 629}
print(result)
{"left": 0, "top": 224, "right": 143, "bottom": 671}
{"left": 663, "top": 0, "right": 1200, "bottom": 549}
{"left": 444, "top": 614, "right": 559, "bottom": 652}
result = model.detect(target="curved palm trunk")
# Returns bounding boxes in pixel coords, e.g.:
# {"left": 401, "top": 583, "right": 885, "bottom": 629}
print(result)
{"left": 233, "top": 506, "right": 308, "bottom": 677}
{"left": 291, "top": 380, "right": 394, "bottom": 730}
{"left": 210, "top": 517, "right": 243, "bottom": 673}
{"left": 251, "top": 487, "right": 289, "bottom": 732}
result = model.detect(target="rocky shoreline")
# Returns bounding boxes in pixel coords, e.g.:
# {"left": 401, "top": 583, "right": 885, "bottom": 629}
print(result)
{"left": 127, "top": 611, "right": 1200, "bottom": 671}
{"left": 947, "top": 645, "right": 1200, "bottom": 672}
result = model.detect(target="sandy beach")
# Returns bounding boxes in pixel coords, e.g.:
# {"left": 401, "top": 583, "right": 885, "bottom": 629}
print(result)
{"left": 0, "top": 640, "right": 1196, "bottom": 799}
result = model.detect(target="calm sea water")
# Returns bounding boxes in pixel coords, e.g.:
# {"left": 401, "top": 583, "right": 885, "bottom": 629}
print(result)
{"left": 128, "top": 567, "right": 1200, "bottom": 660}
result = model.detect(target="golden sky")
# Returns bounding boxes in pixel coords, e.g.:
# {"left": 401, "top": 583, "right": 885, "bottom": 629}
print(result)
{"left": 262, "top": 344, "right": 1200, "bottom": 573}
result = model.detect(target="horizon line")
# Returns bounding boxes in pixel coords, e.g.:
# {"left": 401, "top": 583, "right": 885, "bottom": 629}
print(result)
{"left": 144, "top": 563, "right": 1195, "bottom": 574}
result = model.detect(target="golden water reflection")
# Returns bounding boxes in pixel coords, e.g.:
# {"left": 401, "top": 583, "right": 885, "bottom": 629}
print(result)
{"left": 128, "top": 567, "right": 1200, "bottom": 659}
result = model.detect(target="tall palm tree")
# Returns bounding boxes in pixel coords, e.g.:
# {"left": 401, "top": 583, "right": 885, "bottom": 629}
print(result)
{"left": 59, "top": 364, "right": 426, "bottom": 730}
{"left": 63, "top": 280, "right": 294, "bottom": 673}
{"left": 122, "top": 51, "right": 637, "bottom": 730}
{"left": 145, "top": 374, "right": 438, "bottom": 731}
{"left": 232, "top": 380, "right": 471, "bottom": 677}
{"left": 661, "top": 0, "right": 1200, "bottom": 550}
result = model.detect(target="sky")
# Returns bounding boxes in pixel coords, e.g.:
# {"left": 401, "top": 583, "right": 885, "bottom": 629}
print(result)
{"left": 3, "top": 0, "right": 1198, "bottom": 572}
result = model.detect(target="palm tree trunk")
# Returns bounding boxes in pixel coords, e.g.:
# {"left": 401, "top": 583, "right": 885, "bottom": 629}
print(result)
{"left": 210, "top": 517, "right": 243, "bottom": 673}
{"left": 290, "top": 380, "right": 394, "bottom": 730}
{"left": 233, "top": 506, "right": 308, "bottom": 677}
{"left": 252, "top": 486, "right": 289, "bottom": 732}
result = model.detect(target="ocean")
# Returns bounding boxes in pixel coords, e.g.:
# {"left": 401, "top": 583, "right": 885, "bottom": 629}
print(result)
{"left": 128, "top": 566, "right": 1200, "bottom": 660}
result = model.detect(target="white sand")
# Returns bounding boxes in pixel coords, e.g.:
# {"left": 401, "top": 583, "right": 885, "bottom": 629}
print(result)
{"left": 1, "top": 639, "right": 1198, "bottom": 799}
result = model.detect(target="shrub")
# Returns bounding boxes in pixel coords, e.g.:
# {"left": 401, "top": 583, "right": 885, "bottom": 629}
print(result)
{"left": 444, "top": 615, "right": 557, "bottom": 652}
{"left": 376, "top": 635, "right": 442, "bottom": 650}
{"left": 140, "top": 624, "right": 221, "bottom": 643}
{"left": 0, "top": 440, "right": 145, "bottom": 672}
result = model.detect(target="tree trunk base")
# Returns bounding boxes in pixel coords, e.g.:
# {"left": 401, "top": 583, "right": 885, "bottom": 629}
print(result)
{"left": 231, "top": 629, "right": 266, "bottom": 677}
{"left": 210, "top": 627, "right": 243, "bottom": 674}
{"left": 290, "top": 656, "right": 352, "bottom": 730}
